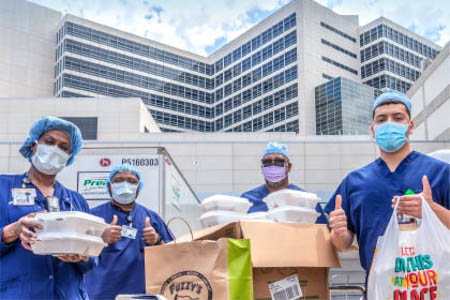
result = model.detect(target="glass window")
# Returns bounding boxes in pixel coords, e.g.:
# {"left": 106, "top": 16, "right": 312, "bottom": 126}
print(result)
{"left": 242, "top": 57, "right": 251, "bottom": 71}
{"left": 233, "top": 63, "right": 242, "bottom": 77}
{"left": 252, "top": 52, "right": 262, "bottom": 66}
{"left": 242, "top": 41, "right": 251, "bottom": 56}
{"left": 224, "top": 53, "right": 232, "bottom": 67}
{"left": 252, "top": 35, "right": 261, "bottom": 51}
{"left": 262, "top": 45, "right": 273, "bottom": 61}
{"left": 224, "top": 68, "right": 232, "bottom": 82}
{"left": 232, "top": 48, "right": 242, "bottom": 62}
{"left": 262, "top": 28, "right": 272, "bottom": 45}
{"left": 252, "top": 67, "right": 262, "bottom": 83}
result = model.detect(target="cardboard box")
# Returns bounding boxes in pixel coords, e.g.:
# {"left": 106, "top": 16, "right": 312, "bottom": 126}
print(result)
{"left": 171, "top": 221, "right": 340, "bottom": 300}
{"left": 253, "top": 267, "right": 328, "bottom": 300}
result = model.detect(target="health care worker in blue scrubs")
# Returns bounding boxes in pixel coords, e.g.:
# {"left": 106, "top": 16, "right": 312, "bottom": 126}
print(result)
{"left": 241, "top": 142, "right": 328, "bottom": 224}
{"left": 0, "top": 116, "right": 95, "bottom": 299}
{"left": 325, "top": 90, "right": 450, "bottom": 287}
{"left": 86, "top": 165, "right": 173, "bottom": 300}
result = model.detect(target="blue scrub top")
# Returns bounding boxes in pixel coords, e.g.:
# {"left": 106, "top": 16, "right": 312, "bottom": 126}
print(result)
{"left": 241, "top": 183, "right": 329, "bottom": 224}
{"left": 0, "top": 173, "right": 95, "bottom": 300}
{"left": 85, "top": 201, "right": 173, "bottom": 300}
{"left": 324, "top": 151, "right": 449, "bottom": 280}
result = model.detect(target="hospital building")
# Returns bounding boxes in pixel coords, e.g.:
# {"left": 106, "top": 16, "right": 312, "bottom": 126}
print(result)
{"left": 0, "top": 0, "right": 444, "bottom": 136}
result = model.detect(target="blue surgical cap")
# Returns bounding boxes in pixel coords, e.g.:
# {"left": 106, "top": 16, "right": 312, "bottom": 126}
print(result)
{"left": 373, "top": 90, "right": 412, "bottom": 114}
{"left": 106, "top": 165, "right": 143, "bottom": 194}
{"left": 19, "top": 116, "right": 83, "bottom": 166}
{"left": 263, "top": 142, "right": 289, "bottom": 160}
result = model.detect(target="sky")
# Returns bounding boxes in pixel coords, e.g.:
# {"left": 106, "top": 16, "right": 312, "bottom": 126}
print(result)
{"left": 29, "top": 0, "right": 449, "bottom": 56}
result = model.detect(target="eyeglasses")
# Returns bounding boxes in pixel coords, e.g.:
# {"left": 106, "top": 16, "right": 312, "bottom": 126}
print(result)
{"left": 261, "top": 158, "right": 287, "bottom": 167}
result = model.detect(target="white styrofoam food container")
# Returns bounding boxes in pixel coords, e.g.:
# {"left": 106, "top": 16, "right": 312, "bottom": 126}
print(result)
{"left": 267, "top": 206, "right": 320, "bottom": 223}
{"left": 263, "top": 189, "right": 320, "bottom": 209}
{"left": 33, "top": 211, "right": 108, "bottom": 237}
{"left": 199, "top": 210, "right": 247, "bottom": 228}
{"left": 244, "top": 211, "right": 268, "bottom": 221}
{"left": 31, "top": 233, "right": 106, "bottom": 256}
{"left": 201, "top": 195, "right": 251, "bottom": 213}
{"left": 31, "top": 211, "right": 108, "bottom": 256}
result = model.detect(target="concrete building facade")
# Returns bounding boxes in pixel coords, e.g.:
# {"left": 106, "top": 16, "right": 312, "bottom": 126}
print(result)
{"left": 408, "top": 43, "right": 450, "bottom": 142}
{"left": 0, "top": 0, "right": 61, "bottom": 96}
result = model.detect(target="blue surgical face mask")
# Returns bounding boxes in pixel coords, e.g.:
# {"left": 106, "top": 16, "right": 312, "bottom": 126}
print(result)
{"left": 374, "top": 121, "right": 409, "bottom": 152}
{"left": 111, "top": 182, "right": 138, "bottom": 204}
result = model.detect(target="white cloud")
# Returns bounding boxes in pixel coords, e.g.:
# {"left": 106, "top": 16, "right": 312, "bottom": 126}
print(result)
{"left": 29, "top": 0, "right": 449, "bottom": 57}
{"left": 29, "top": 0, "right": 289, "bottom": 56}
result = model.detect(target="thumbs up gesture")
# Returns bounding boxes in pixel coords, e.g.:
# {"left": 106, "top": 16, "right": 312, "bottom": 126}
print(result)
{"left": 329, "top": 195, "right": 348, "bottom": 238}
{"left": 143, "top": 217, "right": 160, "bottom": 246}
{"left": 392, "top": 175, "right": 433, "bottom": 218}
{"left": 102, "top": 215, "right": 122, "bottom": 244}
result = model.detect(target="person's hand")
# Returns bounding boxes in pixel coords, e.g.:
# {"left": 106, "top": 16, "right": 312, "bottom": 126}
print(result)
{"left": 101, "top": 215, "right": 121, "bottom": 244}
{"left": 392, "top": 175, "right": 433, "bottom": 218}
{"left": 329, "top": 195, "right": 348, "bottom": 238}
{"left": 15, "top": 210, "right": 46, "bottom": 251}
{"left": 143, "top": 217, "right": 160, "bottom": 245}
{"left": 56, "top": 254, "right": 89, "bottom": 263}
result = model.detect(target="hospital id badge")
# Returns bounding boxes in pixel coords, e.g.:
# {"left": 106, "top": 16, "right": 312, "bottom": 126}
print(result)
{"left": 121, "top": 225, "right": 137, "bottom": 239}
{"left": 12, "top": 188, "right": 36, "bottom": 206}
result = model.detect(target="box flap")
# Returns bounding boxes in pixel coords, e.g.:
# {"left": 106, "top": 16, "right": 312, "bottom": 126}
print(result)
{"left": 173, "top": 222, "right": 242, "bottom": 243}
{"left": 178, "top": 221, "right": 340, "bottom": 268}
{"left": 240, "top": 222, "right": 340, "bottom": 268}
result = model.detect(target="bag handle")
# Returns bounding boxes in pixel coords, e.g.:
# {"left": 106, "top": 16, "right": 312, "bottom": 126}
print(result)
{"left": 166, "top": 216, "right": 194, "bottom": 244}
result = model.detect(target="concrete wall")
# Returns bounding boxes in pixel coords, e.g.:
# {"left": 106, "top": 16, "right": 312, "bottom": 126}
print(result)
{"left": 0, "top": 97, "right": 161, "bottom": 141}
{"left": 409, "top": 43, "right": 450, "bottom": 141}
{"left": 297, "top": 0, "right": 360, "bottom": 136}
{"left": 0, "top": 0, "right": 61, "bottom": 97}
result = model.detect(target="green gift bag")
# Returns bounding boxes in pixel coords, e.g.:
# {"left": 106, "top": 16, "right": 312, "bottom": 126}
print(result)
{"left": 145, "top": 238, "right": 253, "bottom": 299}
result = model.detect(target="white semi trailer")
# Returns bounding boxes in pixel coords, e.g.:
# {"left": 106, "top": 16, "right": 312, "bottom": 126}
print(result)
{"left": 57, "top": 146, "right": 201, "bottom": 238}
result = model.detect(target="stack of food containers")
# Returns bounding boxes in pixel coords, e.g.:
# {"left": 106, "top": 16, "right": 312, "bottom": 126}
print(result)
{"left": 263, "top": 189, "right": 321, "bottom": 223}
{"left": 31, "top": 211, "right": 108, "bottom": 256}
{"left": 199, "top": 195, "right": 254, "bottom": 228}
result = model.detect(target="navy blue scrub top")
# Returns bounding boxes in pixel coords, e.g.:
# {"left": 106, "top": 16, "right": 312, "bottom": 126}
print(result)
{"left": 324, "top": 151, "right": 449, "bottom": 280}
{"left": 241, "top": 183, "right": 329, "bottom": 224}
{"left": 0, "top": 173, "right": 95, "bottom": 300}
{"left": 85, "top": 201, "right": 173, "bottom": 300}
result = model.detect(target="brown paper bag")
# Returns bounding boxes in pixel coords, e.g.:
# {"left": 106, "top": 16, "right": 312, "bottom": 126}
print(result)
{"left": 145, "top": 238, "right": 253, "bottom": 300}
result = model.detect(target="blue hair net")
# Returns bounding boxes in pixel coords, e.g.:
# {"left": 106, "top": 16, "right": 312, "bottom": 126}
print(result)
{"left": 373, "top": 90, "right": 412, "bottom": 114}
{"left": 19, "top": 116, "right": 83, "bottom": 166}
{"left": 263, "top": 142, "right": 289, "bottom": 160}
{"left": 106, "top": 165, "right": 143, "bottom": 193}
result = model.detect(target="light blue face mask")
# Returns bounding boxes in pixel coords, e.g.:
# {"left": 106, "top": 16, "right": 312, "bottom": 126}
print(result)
{"left": 374, "top": 121, "right": 409, "bottom": 152}
{"left": 111, "top": 182, "right": 138, "bottom": 204}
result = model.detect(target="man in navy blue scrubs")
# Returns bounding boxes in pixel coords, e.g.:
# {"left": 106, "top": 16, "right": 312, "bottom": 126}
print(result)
{"left": 0, "top": 116, "right": 95, "bottom": 299}
{"left": 325, "top": 90, "right": 450, "bottom": 289}
{"left": 241, "top": 142, "right": 328, "bottom": 224}
{"left": 85, "top": 165, "right": 173, "bottom": 300}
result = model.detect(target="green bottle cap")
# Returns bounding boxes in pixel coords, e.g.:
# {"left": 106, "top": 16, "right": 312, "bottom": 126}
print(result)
{"left": 404, "top": 189, "right": 415, "bottom": 195}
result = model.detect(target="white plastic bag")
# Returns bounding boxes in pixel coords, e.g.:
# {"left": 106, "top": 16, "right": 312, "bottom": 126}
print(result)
{"left": 368, "top": 196, "right": 450, "bottom": 299}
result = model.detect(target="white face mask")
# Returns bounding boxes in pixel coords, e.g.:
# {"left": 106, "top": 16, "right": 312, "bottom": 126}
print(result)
{"left": 31, "top": 144, "right": 70, "bottom": 175}
{"left": 111, "top": 182, "right": 138, "bottom": 204}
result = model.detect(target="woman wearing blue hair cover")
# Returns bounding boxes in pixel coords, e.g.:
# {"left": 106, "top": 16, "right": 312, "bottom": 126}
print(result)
{"left": 85, "top": 165, "right": 173, "bottom": 300}
{"left": 0, "top": 116, "right": 95, "bottom": 299}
